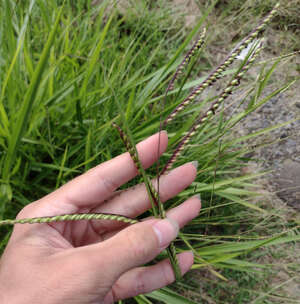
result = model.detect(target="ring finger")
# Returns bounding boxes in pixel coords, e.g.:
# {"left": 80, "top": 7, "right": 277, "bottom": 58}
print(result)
{"left": 90, "top": 162, "right": 198, "bottom": 235}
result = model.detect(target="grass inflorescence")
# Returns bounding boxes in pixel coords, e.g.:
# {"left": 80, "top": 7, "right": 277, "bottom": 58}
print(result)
{"left": 0, "top": 212, "right": 138, "bottom": 226}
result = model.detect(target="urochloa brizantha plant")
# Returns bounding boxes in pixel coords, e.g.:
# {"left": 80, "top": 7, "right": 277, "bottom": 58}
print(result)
{"left": 0, "top": 3, "right": 280, "bottom": 280}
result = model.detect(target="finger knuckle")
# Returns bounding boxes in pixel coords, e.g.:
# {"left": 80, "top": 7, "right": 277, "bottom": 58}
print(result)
{"left": 16, "top": 203, "right": 36, "bottom": 219}
{"left": 161, "top": 261, "right": 175, "bottom": 286}
{"left": 134, "top": 270, "right": 147, "bottom": 295}
{"left": 125, "top": 228, "right": 152, "bottom": 262}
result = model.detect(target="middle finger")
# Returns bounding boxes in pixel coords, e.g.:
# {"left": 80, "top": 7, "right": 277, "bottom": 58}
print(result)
{"left": 90, "top": 162, "right": 198, "bottom": 234}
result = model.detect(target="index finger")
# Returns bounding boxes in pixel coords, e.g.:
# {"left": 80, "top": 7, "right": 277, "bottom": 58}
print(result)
{"left": 43, "top": 131, "right": 168, "bottom": 211}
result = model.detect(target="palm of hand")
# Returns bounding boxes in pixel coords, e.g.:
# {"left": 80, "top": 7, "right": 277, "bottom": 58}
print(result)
{"left": 0, "top": 133, "right": 200, "bottom": 304}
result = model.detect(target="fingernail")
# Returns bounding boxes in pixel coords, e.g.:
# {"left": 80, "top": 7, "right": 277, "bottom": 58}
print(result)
{"left": 193, "top": 193, "right": 201, "bottom": 200}
{"left": 153, "top": 218, "right": 179, "bottom": 248}
{"left": 191, "top": 161, "right": 198, "bottom": 169}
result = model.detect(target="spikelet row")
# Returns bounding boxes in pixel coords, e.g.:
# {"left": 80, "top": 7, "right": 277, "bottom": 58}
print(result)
{"left": 166, "top": 28, "right": 206, "bottom": 93}
{"left": 163, "top": 3, "right": 279, "bottom": 126}
{"left": 112, "top": 122, "right": 162, "bottom": 211}
{"left": 162, "top": 43, "right": 263, "bottom": 174}
{"left": 0, "top": 213, "right": 139, "bottom": 226}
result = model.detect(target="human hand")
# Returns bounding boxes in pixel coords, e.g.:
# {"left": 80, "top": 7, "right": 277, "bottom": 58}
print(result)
{"left": 0, "top": 132, "right": 200, "bottom": 304}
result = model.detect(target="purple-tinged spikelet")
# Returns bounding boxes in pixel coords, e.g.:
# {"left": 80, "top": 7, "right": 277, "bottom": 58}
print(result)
{"left": 161, "top": 44, "right": 263, "bottom": 174}
{"left": 166, "top": 28, "right": 206, "bottom": 94}
{"left": 112, "top": 122, "right": 163, "bottom": 211}
{"left": 112, "top": 122, "right": 138, "bottom": 168}
{"left": 163, "top": 3, "right": 279, "bottom": 126}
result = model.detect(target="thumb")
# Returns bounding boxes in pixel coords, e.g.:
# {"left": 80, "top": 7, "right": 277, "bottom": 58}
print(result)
{"left": 73, "top": 218, "right": 179, "bottom": 285}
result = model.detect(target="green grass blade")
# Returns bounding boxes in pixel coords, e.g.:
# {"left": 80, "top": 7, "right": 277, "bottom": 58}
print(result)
{"left": 79, "top": 8, "right": 113, "bottom": 99}
{"left": 2, "top": 4, "right": 64, "bottom": 182}
{"left": 146, "top": 288, "right": 198, "bottom": 304}
{"left": 0, "top": 0, "right": 36, "bottom": 133}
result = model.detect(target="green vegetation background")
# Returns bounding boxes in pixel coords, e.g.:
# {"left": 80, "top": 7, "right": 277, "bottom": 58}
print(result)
{"left": 0, "top": 0, "right": 299, "bottom": 303}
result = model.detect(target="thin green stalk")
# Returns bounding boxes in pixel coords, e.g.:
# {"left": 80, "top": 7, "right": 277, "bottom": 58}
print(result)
{"left": 111, "top": 92, "right": 182, "bottom": 279}
{"left": 112, "top": 122, "right": 158, "bottom": 217}
{"left": 112, "top": 123, "right": 182, "bottom": 279}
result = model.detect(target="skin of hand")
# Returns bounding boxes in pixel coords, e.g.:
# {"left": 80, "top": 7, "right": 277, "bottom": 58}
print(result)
{"left": 0, "top": 131, "right": 201, "bottom": 304}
